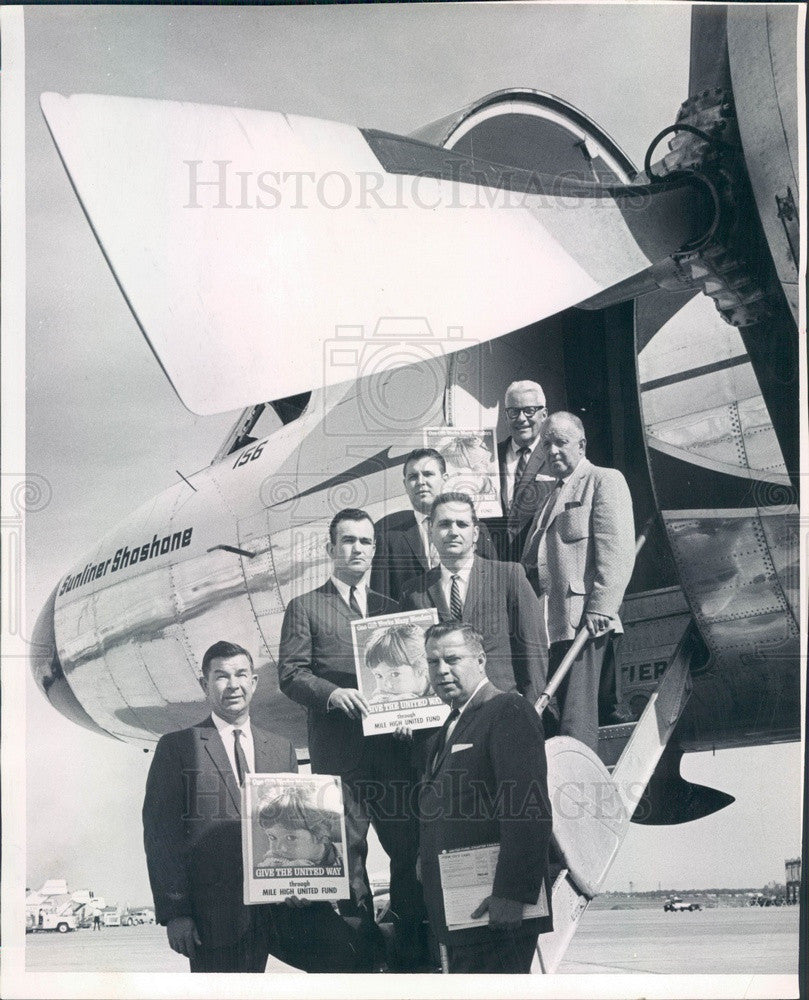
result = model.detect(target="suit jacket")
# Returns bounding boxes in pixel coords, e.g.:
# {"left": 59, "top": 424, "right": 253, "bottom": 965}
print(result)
{"left": 142, "top": 717, "right": 297, "bottom": 948}
{"left": 522, "top": 457, "right": 635, "bottom": 643}
{"left": 277, "top": 579, "right": 398, "bottom": 775}
{"left": 418, "top": 682, "right": 553, "bottom": 945}
{"left": 399, "top": 557, "right": 547, "bottom": 703}
{"left": 485, "top": 439, "right": 555, "bottom": 561}
{"left": 370, "top": 508, "right": 497, "bottom": 603}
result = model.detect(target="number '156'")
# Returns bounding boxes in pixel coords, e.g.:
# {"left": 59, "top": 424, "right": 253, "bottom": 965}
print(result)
{"left": 233, "top": 440, "right": 267, "bottom": 468}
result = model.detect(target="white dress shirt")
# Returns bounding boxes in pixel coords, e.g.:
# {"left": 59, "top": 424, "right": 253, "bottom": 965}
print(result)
{"left": 439, "top": 555, "right": 475, "bottom": 608}
{"left": 416, "top": 512, "right": 439, "bottom": 569}
{"left": 326, "top": 576, "right": 368, "bottom": 713}
{"left": 330, "top": 574, "right": 368, "bottom": 616}
{"left": 503, "top": 437, "right": 541, "bottom": 509}
{"left": 211, "top": 711, "right": 256, "bottom": 780}
{"left": 447, "top": 677, "right": 488, "bottom": 737}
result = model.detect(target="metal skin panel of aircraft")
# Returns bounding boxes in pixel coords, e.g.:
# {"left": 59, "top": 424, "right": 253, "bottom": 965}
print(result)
{"left": 32, "top": 4, "right": 800, "bottom": 822}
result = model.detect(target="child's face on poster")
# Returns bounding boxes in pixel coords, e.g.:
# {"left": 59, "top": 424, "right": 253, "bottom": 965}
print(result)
{"left": 263, "top": 824, "right": 327, "bottom": 865}
{"left": 372, "top": 660, "right": 426, "bottom": 698}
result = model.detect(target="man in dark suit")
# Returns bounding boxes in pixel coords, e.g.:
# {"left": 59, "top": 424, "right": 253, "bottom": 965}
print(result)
{"left": 142, "top": 640, "right": 355, "bottom": 973}
{"left": 371, "top": 448, "right": 496, "bottom": 602}
{"left": 490, "top": 381, "right": 555, "bottom": 562}
{"left": 419, "top": 623, "right": 553, "bottom": 973}
{"left": 400, "top": 492, "right": 548, "bottom": 703}
{"left": 521, "top": 412, "right": 635, "bottom": 750}
{"left": 278, "top": 508, "right": 428, "bottom": 970}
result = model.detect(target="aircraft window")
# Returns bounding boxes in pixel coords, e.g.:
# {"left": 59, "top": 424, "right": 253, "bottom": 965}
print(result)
{"left": 221, "top": 392, "right": 312, "bottom": 458}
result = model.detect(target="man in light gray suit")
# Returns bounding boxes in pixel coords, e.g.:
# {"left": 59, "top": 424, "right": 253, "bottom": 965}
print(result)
{"left": 521, "top": 412, "right": 635, "bottom": 751}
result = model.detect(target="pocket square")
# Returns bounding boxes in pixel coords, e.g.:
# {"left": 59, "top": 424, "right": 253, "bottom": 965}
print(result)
{"left": 451, "top": 743, "right": 473, "bottom": 753}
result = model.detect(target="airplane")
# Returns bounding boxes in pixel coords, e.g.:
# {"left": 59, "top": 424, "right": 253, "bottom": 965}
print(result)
{"left": 30, "top": 2, "right": 801, "bottom": 971}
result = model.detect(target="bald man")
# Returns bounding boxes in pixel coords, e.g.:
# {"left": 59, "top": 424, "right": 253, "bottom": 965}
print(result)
{"left": 521, "top": 412, "right": 635, "bottom": 750}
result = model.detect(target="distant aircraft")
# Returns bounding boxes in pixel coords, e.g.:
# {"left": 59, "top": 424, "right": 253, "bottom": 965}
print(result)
{"left": 32, "top": 4, "right": 800, "bottom": 970}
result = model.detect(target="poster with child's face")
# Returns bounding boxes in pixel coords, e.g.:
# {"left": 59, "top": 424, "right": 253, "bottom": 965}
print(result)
{"left": 242, "top": 773, "right": 350, "bottom": 905}
{"left": 424, "top": 426, "right": 501, "bottom": 517}
{"left": 351, "top": 608, "right": 448, "bottom": 736}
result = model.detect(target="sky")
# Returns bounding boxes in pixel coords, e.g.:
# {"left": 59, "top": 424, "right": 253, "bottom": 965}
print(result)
{"left": 17, "top": 0, "right": 804, "bottom": 923}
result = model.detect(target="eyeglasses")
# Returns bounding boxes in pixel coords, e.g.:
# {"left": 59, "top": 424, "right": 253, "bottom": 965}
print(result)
{"left": 506, "top": 406, "right": 544, "bottom": 420}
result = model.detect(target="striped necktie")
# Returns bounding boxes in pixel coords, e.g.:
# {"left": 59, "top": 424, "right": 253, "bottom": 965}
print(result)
{"left": 349, "top": 585, "right": 362, "bottom": 616}
{"left": 450, "top": 575, "right": 463, "bottom": 619}
{"left": 513, "top": 446, "right": 530, "bottom": 494}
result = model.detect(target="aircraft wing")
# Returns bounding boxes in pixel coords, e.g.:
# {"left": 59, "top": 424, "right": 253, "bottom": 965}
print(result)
{"left": 41, "top": 93, "right": 711, "bottom": 415}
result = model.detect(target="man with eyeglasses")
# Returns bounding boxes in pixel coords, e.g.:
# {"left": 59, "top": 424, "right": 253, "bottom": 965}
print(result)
{"left": 494, "top": 381, "right": 556, "bottom": 562}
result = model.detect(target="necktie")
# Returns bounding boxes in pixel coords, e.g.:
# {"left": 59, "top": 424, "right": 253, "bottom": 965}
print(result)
{"left": 432, "top": 708, "right": 460, "bottom": 769}
{"left": 233, "top": 729, "right": 249, "bottom": 785}
{"left": 450, "top": 575, "right": 463, "bottom": 619}
{"left": 348, "top": 585, "right": 362, "bottom": 616}
{"left": 505, "top": 446, "right": 530, "bottom": 515}
{"left": 513, "top": 446, "right": 530, "bottom": 492}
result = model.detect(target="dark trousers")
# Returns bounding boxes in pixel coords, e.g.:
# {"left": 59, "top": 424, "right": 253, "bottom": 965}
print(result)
{"left": 273, "top": 902, "right": 361, "bottom": 973}
{"left": 335, "top": 736, "right": 428, "bottom": 969}
{"left": 447, "top": 925, "right": 540, "bottom": 973}
{"left": 189, "top": 903, "right": 359, "bottom": 973}
{"left": 547, "top": 632, "right": 617, "bottom": 752}
{"left": 189, "top": 909, "right": 271, "bottom": 973}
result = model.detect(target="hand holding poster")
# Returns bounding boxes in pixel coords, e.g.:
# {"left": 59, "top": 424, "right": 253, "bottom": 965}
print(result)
{"left": 351, "top": 608, "right": 449, "bottom": 736}
{"left": 242, "top": 773, "right": 350, "bottom": 905}
{"left": 424, "top": 427, "right": 501, "bottom": 517}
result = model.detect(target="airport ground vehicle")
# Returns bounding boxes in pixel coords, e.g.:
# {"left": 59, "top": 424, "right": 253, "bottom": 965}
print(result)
{"left": 749, "top": 893, "right": 784, "bottom": 907}
{"left": 120, "top": 908, "right": 155, "bottom": 926}
{"left": 26, "top": 912, "right": 77, "bottom": 933}
{"left": 664, "top": 898, "right": 702, "bottom": 912}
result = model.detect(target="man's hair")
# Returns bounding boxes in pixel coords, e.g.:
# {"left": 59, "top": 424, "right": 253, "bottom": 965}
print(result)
{"left": 403, "top": 447, "right": 446, "bottom": 477}
{"left": 365, "top": 624, "right": 428, "bottom": 673}
{"left": 328, "top": 507, "right": 374, "bottom": 544}
{"left": 505, "top": 380, "right": 546, "bottom": 406}
{"left": 424, "top": 622, "right": 485, "bottom": 657}
{"left": 429, "top": 491, "right": 478, "bottom": 525}
{"left": 541, "top": 410, "right": 586, "bottom": 440}
{"left": 201, "top": 640, "right": 253, "bottom": 678}
{"left": 258, "top": 794, "right": 340, "bottom": 842}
